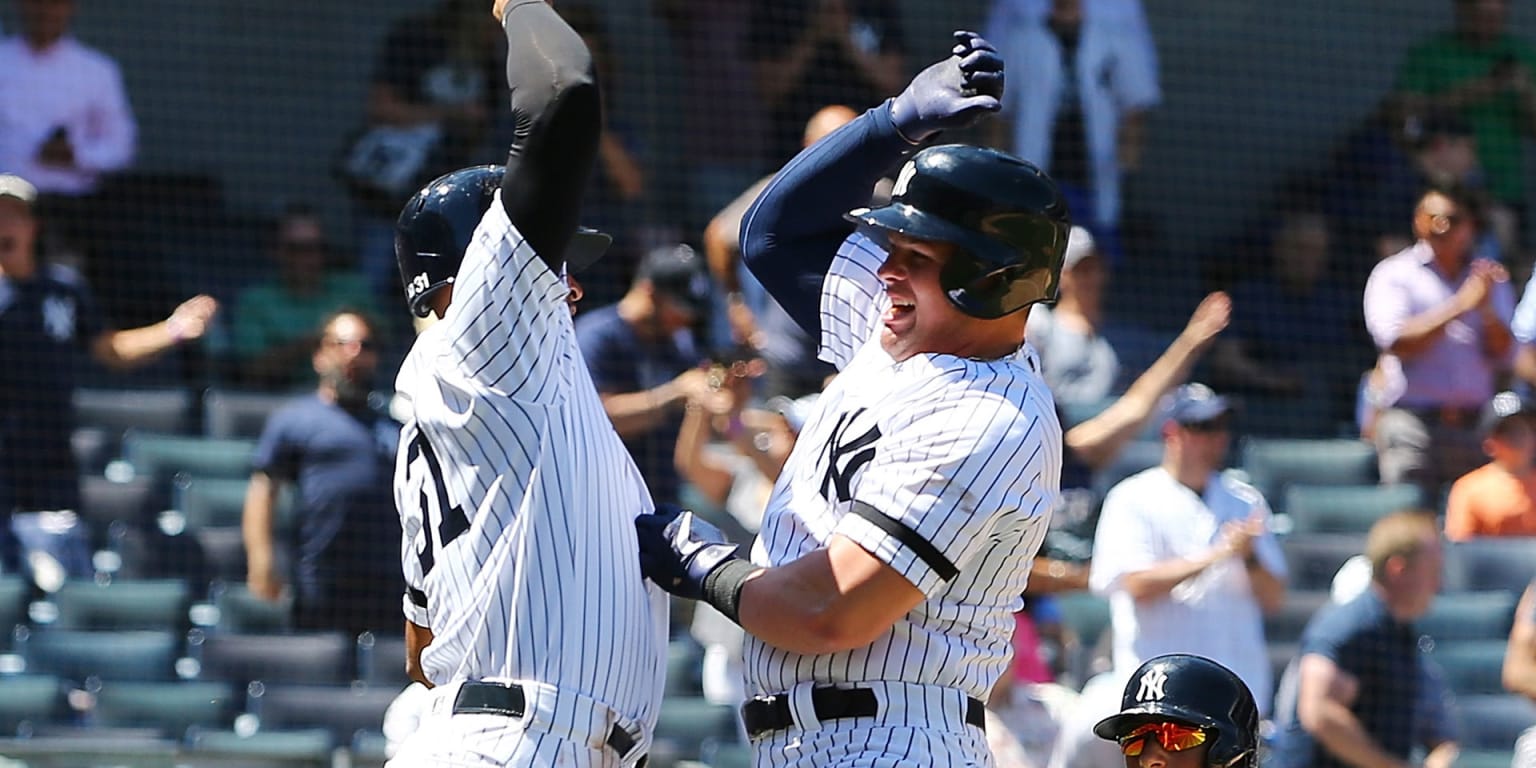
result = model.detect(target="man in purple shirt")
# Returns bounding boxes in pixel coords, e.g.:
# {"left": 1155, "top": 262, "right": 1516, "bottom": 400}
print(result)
{"left": 1363, "top": 184, "right": 1514, "bottom": 497}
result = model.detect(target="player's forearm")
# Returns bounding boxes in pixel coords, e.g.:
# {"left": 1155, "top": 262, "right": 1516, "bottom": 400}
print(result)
{"left": 741, "top": 104, "right": 913, "bottom": 333}
{"left": 1302, "top": 699, "right": 1409, "bottom": 768}
{"left": 241, "top": 474, "right": 277, "bottom": 573}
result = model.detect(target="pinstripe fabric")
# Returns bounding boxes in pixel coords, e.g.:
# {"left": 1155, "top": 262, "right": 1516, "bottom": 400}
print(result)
{"left": 392, "top": 194, "right": 666, "bottom": 765}
{"left": 744, "top": 233, "right": 1059, "bottom": 764}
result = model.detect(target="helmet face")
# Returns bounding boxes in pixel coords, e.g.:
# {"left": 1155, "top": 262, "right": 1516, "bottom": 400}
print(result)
{"left": 1094, "top": 654, "right": 1260, "bottom": 768}
{"left": 395, "top": 165, "right": 502, "bottom": 318}
{"left": 846, "top": 144, "right": 1071, "bottom": 319}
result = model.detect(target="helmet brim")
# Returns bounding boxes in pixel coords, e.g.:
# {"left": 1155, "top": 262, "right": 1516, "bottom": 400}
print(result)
{"left": 565, "top": 227, "right": 612, "bottom": 273}
{"left": 844, "top": 204, "right": 1001, "bottom": 265}
{"left": 1093, "top": 704, "right": 1217, "bottom": 742}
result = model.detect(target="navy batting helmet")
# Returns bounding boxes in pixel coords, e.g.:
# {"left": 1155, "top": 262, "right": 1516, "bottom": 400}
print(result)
{"left": 1094, "top": 655, "right": 1259, "bottom": 768}
{"left": 395, "top": 165, "right": 611, "bottom": 318}
{"left": 845, "top": 144, "right": 1070, "bottom": 319}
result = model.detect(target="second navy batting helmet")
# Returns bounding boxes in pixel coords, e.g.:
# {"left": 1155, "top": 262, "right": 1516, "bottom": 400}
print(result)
{"left": 845, "top": 144, "right": 1070, "bottom": 319}
{"left": 1094, "top": 654, "right": 1260, "bottom": 768}
{"left": 395, "top": 165, "right": 611, "bottom": 318}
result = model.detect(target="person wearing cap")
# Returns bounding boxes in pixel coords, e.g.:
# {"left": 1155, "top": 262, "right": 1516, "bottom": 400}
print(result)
{"left": 1053, "top": 383, "right": 1285, "bottom": 768}
{"left": 575, "top": 243, "right": 715, "bottom": 503}
{"left": 1091, "top": 654, "right": 1260, "bottom": 768}
{"left": 0, "top": 174, "right": 217, "bottom": 580}
{"left": 1027, "top": 225, "right": 1119, "bottom": 407}
{"left": 1444, "top": 390, "right": 1536, "bottom": 540}
{"left": 1270, "top": 509, "right": 1454, "bottom": 768}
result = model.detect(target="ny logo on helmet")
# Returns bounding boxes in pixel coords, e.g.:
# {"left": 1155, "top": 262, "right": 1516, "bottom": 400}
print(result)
{"left": 1137, "top": 666, "right": 1168, "bottom": 702}
{"left": 892, "top": 160, "right": 918, "bottom": 198}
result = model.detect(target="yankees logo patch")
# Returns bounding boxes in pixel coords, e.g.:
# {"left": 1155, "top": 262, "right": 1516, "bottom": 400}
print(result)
{"left": 818, "top": 408, "right": 881, "bottom": 503}
{"left": 1137, "top": 665, "right": 1169, "bottom": 702}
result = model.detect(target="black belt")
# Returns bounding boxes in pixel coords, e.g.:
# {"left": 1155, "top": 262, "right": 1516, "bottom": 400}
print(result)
{"left": 740, "top": 686, "right": 986, "bottom": 740}
{"left": 453, "top": 681, "right": 646, "bottom": 765}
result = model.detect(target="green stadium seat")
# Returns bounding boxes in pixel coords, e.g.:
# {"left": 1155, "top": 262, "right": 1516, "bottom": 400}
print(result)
{"left": 668, "top": 637, "right": 706, "bottom": 697}
{"left": 203, "top": 389, "right": 291, "bottom": 440}
{"left": 189, "top": 727, "right": 335, "bottom": 763}
{"left": 1427, "top": 641, "right": 1508, "bottom": 696}
{"left": 0, "top": 577, "right": 33, "bottom": 649}
{"left": 1455, "top": 694, "right": 1536, "bottom": 751}
{"left": 92, "top": 680, "right": 235, "bottom": 736}
{"left": 1263, "top": 590, "right": 1332, "bottom": 645}
{"left": 0, "top": 675, "right": 63, "bottom": 736}
{"left": 352, "top": 729, "right": 391, "bottom": 767}
{"left": 192, "top": 631, "right": 353, "bottom": 686}
{"left": 45, "top": 579, "right": 191, "bottom": 631}
{"left": 1445, "top": 538, "right": 1536, "bottom": 594}
{"left": 1280, "top": 533, "right": 1366, "bottom": 591}
{"left": 1283, "top": 484, "right": 1424, "bottom": 534}
{"left": 255, "top": 684, "right": 400, "bottom": 745}
{"left": 1239, "top": 438, "right": 1377, "bottom": 513}
{"left": 122, "top": 431, "right": 256, "bottom": 483}
{"left": 209, "top": 583, "right": 292, "bottom": 635}
{"left": 75, "top": 388, "right": 194, "bottom": 437}
{"left": 26, "top": 629, "right": 181, "bottom": 682}
{"left": 1455, "top": 750, "right": 1518, "bottom": 768}
{"left": 357, "top": 631, "right": 409, "bottom": 687}
{"left": 1417, "top": 591, "right": 1519, "bottom": 644}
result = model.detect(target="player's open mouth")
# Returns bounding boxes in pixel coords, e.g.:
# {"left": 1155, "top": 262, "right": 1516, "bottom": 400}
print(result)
{"left": 884, "top": 300, "right": 916, "bottom": 332}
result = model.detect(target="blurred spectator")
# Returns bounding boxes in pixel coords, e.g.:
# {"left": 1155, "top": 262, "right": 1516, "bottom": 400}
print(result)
{"left": 1364, "top": 185, "right": 1514, "bottom": 496}
{"left": 1269, "top": 510, "right": 1456, "bottom": 768}
{"left": 1053, "top": 382, "right": 1285, "bottom": 768}
{"left": 242, "top": 310, "right": 402, "bottom": 637}
{"left": 985, "top": 0, "right": 1159, "bottom": 263}
{"left": 343, "top": 0, "right": 502, "bottom": 299}
{"left": 746, "top": 0, "right": 906, "bottom": 166}
{"left": 1210, "top": 211, "right": 1366, "bottom": 427}
{"left": 231, "top": 206, "right": 378, "bottom": 391}
{"left": 1505, "top": 580, "right": 1536, "bottom": 768}
{"left": 657, "top": 0, "right": 770, "bottom": 229}
{"left": 1506, "top": 259, "right": 1536, "bottom": 390}
{"left": 575, "top": 244, "right": 713, "bottom": 504}
{"left": 0, "top": 174, "right": 216, "bottom": 582}
{"left": 0, "top": 0, "right": 135, "bottom": 200}
{"left": 559, "top": 5, "right": 647, "bottom": 309}
{"left": 703, "top": 104, "right": 857, "bottom": 396}
{"left": 1444, "top": 391, "right": 1536, "bottom": 540}
{"left": 1394, "top": 0, "right": 1536, "bottom": 230}
{"left": 1028, "top": 225, "right": 1118, "bottom": 407}
{"left": 0, "top": 0, "right": 138, "bottom": 323}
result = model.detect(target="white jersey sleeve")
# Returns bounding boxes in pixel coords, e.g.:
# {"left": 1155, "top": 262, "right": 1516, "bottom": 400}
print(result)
{"left": 1087, "top": 476, "right": 1162, "bottom": 595}
{"left": 830, "top": 380, "right": 1061, "bottom": 596}
{"left": 818, "top": 232, "right": 890, "bottom": 371}
{"left": 434, "top": 191, "right": 574, "bottom": 399}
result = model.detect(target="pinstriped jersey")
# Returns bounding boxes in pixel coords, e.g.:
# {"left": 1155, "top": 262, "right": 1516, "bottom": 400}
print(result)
{"left": 393, "top": 192, "right": 667, "bottom": 734}
{"left": 743, "top": 232, "right": 1062, "bottom": 702}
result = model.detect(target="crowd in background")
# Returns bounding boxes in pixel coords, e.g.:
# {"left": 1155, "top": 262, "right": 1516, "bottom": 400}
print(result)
{"left": 8, "top": 0, "right": 1536, "bottom": 765}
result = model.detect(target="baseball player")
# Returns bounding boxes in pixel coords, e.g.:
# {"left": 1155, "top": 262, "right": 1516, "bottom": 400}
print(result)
{"left": 1093, "top": 654, "right": 1260, "bottom": 768}
{"left": 385, "top": 3, "right": 664, "bottom": 765}
{"left": 635, "top": 31, "right": 1067, "bottom": 767}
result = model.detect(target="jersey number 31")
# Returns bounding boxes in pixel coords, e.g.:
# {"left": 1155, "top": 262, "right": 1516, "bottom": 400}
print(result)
{"left": 406, "top": 434, "right": 470, "bottom": 577}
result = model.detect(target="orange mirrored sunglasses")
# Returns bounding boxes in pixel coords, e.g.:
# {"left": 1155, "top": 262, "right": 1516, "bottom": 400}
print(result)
{"left": 1118, "top": 722, "right": 1208, "bottom": 756}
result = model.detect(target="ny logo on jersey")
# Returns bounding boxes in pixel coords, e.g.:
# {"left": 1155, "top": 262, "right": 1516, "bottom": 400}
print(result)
{"left": 1136, "top": 666, "right": 1169, "bottom": 702}
{"left": 818, "top": 408, "right": 881, "bottom": 503}
{"left": 42, "top": 295, "right": 75, "bottom": 342}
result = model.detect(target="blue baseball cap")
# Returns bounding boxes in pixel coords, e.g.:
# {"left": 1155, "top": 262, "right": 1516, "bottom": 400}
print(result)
{"left": 1163, "top": 383, "right": 1233, "bottom": 426}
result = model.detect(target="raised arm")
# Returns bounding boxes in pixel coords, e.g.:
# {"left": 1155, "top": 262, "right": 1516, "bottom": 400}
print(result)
{"left": 741, "top": 30, "right": 1005, "bottom": 337}
{"left": 496, "top": 0, "right": 602, "bottom": 267}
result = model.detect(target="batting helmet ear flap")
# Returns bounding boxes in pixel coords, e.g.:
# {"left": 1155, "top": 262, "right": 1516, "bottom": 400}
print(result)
{"left": 941, "top": 256, "right": 1058, "bottom": 320}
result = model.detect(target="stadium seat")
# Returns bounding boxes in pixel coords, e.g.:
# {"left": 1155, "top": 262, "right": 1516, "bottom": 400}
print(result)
{"left": 74, "top": 388, "right": 194, "bottom": 437}
{"left": 191, "top": 526, "right": 250, "bottom": 584}
{"left": 0, "top": 728, "right": 179, "bottom": 765}
{"left": 1417, "top": 591, "right": 1519, "bottom": 644}
{"left": 357, "top": 631, "right": 409, "bottom": 687}
{"left": 25, "top": 629, "right": 181, "bottom": 682}
{"left": 0, "top": 576, "right": 32, "bottom": 649}
{"left": 91, "top": 680, "right": 235, "bottom": 736}
{"left": 700, "top": 743, "right": 753, "bottom": 768}
{"left": 77, "top": 475, "right": 158, "bottom": 541}
{"left": 72, "top": 427, "right": 115, "bottom": 476}
{"left": 1283, "top": 484, "right": 1425, "bottom": 535}
{"left": 254, "top": 684, "right": 400, "bottom": 744}
{"left": 1280, "top": 533, "right": 1367, "bottom": 591}
{"left": 1456, "top": 750, "right": 1518, "bottom": 768}
{"left": 1427, "top": 640, "right": 1508, "bottom": 696}
{"left": 668, "top": 637, "right": 706, "bottom": 697}
{"left": 44, "top": 579, "right": 191, "bottom": 631}
{"left": 1239, "top": 438, "right": 1377, "bottom": 513}
{"left": 209, "top": 583, "right": 292, "bottom": 635}
{"left": 1263, "top": 590, "right": 1333, "bottom": 645}
{"left": 654, "top": 697, "right": 741, "bottom": 761}
{"left": 122, "top": 431, "right": 256, "bottom": 483}
{"left": 204, "top": 389, "right": 291, "bottom": 440}
{"left": 173, "top": 475, "right": 251, "bottom": 530}
{"left": 0, "top": 675, "right": 64, "bottom": 736}
{"left": 192, "top": 631, "right": 353, "bottom": 685}
{"left": 1455, "top": 694, "right": 1536, "bottom": 751}
{"left": 1445, "top": 538, "right": 1536, "bottom": 594}
{"left": 189, "top": 727, "right": 335, "bottom": 763}
{"left": 1229, "top": 394, "right": 1337, "bottom": 439}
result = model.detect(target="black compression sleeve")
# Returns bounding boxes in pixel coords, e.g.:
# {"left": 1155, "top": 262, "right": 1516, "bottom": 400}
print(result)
{"left": 498, "top": 1, "right": 602, "bottom": 270}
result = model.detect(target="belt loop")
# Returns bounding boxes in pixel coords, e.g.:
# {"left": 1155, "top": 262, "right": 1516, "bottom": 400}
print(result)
{"left": 788, "top": 682, "right": 821, "bottom": 732}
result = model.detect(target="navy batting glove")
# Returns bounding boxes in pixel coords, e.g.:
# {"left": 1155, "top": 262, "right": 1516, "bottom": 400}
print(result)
{"left": 635, "top": 505, "right": 741, "bottom": 600}
{"left": 889, "top": 30, "right": 1005, "bottom": 144}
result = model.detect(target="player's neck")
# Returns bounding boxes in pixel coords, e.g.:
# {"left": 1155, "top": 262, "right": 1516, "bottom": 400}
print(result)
{"left": 1162, "top": 457, "right": 1213, "bottom": 495}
